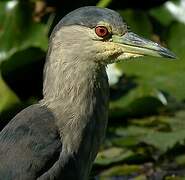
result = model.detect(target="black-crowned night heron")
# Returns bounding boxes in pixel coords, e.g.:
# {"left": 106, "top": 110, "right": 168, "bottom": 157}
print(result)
{"left": 0, "top": 6, "right": 176, "bottom": 180}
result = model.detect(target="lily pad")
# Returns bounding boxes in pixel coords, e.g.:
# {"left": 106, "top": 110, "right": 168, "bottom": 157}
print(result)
{"left": 98, "top": 164, "right": 142, "bottom": 179}
{"left": 143, "top": 130, "right": 185, "bottom": 153}
{"left": 95, "top": 147, "right": 134, "bottom": 166}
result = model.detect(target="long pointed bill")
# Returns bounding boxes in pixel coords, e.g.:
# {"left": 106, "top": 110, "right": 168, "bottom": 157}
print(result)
{"left": 112, "top": 32, "right": 176, "bottom": 59}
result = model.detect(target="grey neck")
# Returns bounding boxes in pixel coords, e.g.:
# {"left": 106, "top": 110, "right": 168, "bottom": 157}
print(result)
{"left": 41, "top": 47, "right": 109, "bottom": 149}
{"left": 42, "top": 54, "right": 108, "bottom": 109}
{"left": 40, "top": 43, "right": 109, "bottom": 179}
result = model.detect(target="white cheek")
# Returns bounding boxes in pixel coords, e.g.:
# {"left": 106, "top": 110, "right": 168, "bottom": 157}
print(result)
{"left": 87, "top": 28, "right": 103, "bottom": 41}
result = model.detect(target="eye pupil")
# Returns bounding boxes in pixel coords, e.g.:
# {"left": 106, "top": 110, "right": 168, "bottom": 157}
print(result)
{"left": 100, "top": 29, "right": 105, "bottom": 33}
{"left": 95, "top": 26, "right": 109, "bottom": 37}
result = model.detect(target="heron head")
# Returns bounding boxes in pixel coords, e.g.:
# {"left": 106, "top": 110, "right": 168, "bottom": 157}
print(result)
{"left": 50, "top": 6, "right": 176, "bottom": 65}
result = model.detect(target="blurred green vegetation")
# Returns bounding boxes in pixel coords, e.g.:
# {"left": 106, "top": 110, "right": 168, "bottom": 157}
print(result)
{"left": 0, "top": 0, "right": 185, "bottom": 179}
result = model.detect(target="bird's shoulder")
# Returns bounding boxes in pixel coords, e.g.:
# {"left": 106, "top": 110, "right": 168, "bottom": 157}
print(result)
{"left": 0, "top": 104, "right": 62, "bottom": 179}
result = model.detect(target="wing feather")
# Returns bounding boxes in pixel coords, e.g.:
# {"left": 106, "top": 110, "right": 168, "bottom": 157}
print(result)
{"left": 0, "top": 104, "right": 62, "bottom": 180}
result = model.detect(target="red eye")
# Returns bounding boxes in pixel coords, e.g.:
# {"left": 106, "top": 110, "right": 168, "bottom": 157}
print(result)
{"left": 95, "top": 26, "right": 109, "bottom": 38}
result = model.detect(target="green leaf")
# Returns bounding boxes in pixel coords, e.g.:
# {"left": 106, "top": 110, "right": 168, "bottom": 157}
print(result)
{"left": 98, "top": 164, "right": 142, "bottom": 179}
{"left": 111, "top": 126, "right": 154, "bottom": 148}
{"left": 1, "top": 47, "right": 45, "bottom": 75}
{"left": 95, "top": 147, "right": 134, "bottom": 166}
{"left": 0, "top": 73, "right": 20, "bottom": 114}
{"left": 168, "top": 23, "right": 185, "bottom": 58}
{"left": 175, "top": 154, "right": 185, "bottom": 166}
{"left": 150, "top": 6, "right": 174, "bottom": 26}
{"left": 119, "top": 10, "right": 152, "bottom": 38}
{"left": 96, "top": 0, "right": 112, "bottom": 8}
{"left": 112, "top": 136, "right": 140, "bottom": 148}
{"left": 110, "top": 95, "right": 164, "bottom": 119}
{"left": 164, "top": 110, "right": 185, "bottom": 131}
{"left": 143, "top": 130, "right": 185, "bottom": 153}
{"left": 115, "top": 126, "right": 154, "bottom": 137}
{"left": 0, "top": 1, "right": 48, "bottom": 63}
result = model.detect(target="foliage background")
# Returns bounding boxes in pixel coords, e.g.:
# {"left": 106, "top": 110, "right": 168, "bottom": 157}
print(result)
{"left": 0, "top": 0, "right": 185, "bottom": 179}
